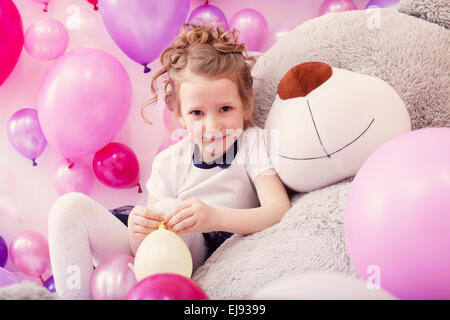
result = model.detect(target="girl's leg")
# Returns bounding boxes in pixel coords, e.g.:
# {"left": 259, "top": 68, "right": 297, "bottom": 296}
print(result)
{"left": 48, "top": 192, "right": 131, "bottom": 300}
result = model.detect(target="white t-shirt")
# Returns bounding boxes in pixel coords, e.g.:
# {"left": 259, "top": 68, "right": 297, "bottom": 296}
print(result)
{"left": 146, "top": 126, "right": 275, "bottom": 210}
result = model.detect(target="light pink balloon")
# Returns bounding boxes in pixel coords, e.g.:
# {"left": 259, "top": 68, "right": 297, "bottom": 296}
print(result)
{"left": 90, "top": 254, "right": 136, "bottom": 300}
{"left": 37, "top": 48, "right": 132, "bottom": 159}
{"left": 345, "top": 128, "right": 450, "bottom": 299}
{"left": 9, "top": 230, "right": 50, "bottom": 278}
{"left": 229, "top": 9, "right": 269, "bottom": 52}
{"left": 54, "top": 158, "right": 93, "bottom": 196}
{"left": 24, "top": 18, "right": 69, "bottom": 61}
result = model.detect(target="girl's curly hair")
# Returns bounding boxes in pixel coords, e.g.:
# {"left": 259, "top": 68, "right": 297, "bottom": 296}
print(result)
{"left": 142, "top": 21, "right": 257, "bottom": 129}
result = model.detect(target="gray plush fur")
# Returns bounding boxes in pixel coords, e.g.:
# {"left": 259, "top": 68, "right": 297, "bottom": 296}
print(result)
{"left": 192, "top": 0, "right": 449, "bottom": 299}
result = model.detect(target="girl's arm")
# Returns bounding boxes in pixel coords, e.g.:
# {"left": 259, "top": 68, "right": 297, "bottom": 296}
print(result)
{"left": 215, "top": 169, "right": 291, "bottom": 235}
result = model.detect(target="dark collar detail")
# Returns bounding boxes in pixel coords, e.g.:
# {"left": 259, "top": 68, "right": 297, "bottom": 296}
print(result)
{"left": 193, "top": 139, "right": 238, "bottom": 169}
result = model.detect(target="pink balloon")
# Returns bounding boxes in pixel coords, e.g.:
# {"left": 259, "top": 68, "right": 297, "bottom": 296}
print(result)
{"left": 7, "top": 108, "right": 47, "bottom": 166}
{"left": 9, "top": 230, "right": 50, "bottom": 278}
{"left": 37, "top": 48, "right": 132, "bottom": 158}
{"left": 92, "top": 142, "right": 142, "bottom": 193}
{"left": 54, "top": 158, "right": 93, "bottom": 196}
{"left": 33, "top": 0, "right": 50, "bottom": 13}
{"left": 24, "top": 18, "right": 69, "bottom": 61}
{"left": 188, "top": 4, "right": 228, "bottom": 30}
{"left": 125, "top": 273, "right": 209, "bottom": 300}
{"left": 90, "top": 254, "right": 136, "bottom": 300}
{"left": 345, "top": 128, "right": 450, "bottom": 300}
{"left": 229, "top": 9, "right": 268, "bottom": 52}
{"left": 318, "top": 0, "right": 358, "bottom": 16}
{"left": 99, "top": 0, "right": 190, "bottom": 73}
{"left": 0, "top": 0, "right": 23, "bottom": 87}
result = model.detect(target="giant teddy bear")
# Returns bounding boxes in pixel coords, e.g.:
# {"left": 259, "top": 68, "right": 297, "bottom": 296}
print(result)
{"left": 191, "top": 0, "right": 449, "bottom": 299}
{"left": 0, "top": 0, "right": 448, "bottom": 300}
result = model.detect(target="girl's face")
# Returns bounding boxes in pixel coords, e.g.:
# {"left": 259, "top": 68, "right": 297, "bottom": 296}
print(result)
{"left": 177, "top": 73, "right": 249, "bottom": 161}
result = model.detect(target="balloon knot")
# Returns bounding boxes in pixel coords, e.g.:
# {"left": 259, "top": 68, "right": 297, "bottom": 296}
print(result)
{"left": 137, "top": 183, "right": 142, "bottom": 193}
{"left": 43, "top": 4, "right": 48, "bottom": 12}
{"left": 143, "top": 65, "right": 151, "bottom": 73}
{"left": 94, "top": 4, "right": 98, "bottom": 11}
{"left": 32, "top": 159, "right": 38, "bottom": 166}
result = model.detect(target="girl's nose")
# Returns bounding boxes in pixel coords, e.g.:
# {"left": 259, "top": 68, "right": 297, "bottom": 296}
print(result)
{"left": 205, "top": 114, "right": 223, "bottom": 131}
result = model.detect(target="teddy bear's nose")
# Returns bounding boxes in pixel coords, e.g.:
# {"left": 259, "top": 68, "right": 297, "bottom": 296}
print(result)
{"left": 277, "top": 62, "right": 333, "bottom": 100}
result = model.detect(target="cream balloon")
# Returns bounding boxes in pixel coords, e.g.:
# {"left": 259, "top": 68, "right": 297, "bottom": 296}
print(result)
{"left": 133, "top": 198, "right": 193, "bottom": 281}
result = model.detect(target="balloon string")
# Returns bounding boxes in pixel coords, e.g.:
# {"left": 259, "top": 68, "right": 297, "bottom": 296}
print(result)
{"left": 39, "top": 275, "right": 45, "bottom": 286}
{"left": 66, "top": 158, "right": 74, "bottom": 169}
{"left": 32, "top": 159, "right": 38, "bottom": 167}
{"left": 137, "top": 183, "right": 142, "bottom": 193}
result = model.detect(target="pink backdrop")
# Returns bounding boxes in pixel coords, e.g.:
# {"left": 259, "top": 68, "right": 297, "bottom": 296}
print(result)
{"left": 0, "top": 0, "right": 369, "bottom": 279}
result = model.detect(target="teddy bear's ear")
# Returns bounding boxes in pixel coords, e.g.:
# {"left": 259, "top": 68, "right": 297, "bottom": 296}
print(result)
{"left": 277, "top": 62, "right": 333, "bottom": 100}
{"left": 398, "top": 0, "right": 450, "bottom": 29}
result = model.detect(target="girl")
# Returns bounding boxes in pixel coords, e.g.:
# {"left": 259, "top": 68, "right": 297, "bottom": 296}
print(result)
{"left": 48, "top": 23, "right": 291, "bottom": 300}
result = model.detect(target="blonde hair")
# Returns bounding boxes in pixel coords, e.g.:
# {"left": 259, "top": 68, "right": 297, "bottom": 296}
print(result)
{"left": 142, "top": 22, "right": 257, "bottom": 130}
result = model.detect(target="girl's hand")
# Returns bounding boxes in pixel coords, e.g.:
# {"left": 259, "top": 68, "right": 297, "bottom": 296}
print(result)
{"left": 128, "top": 205, "right": 164, "bottom": 240}
{"left": 165, "top": 198, "right": 218, "bottom": 234}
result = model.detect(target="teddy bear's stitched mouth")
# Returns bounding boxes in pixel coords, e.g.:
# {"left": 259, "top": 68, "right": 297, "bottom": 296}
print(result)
{"left": 279, "top": 118, "right": 375, "bottom": 161}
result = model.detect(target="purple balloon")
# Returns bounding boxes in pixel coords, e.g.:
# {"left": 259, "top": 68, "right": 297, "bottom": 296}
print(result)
{"left": 318, "top": 0, "right": 358, "bottom": 16}
{"left": 7, "top": 108, "right": 47, "bottom": 166}
{"left": 229, "top": 9, "right": 268, "bottom": 52}
{"left": 9, "top": 230, "right": 50, "bottom": 278}
{"left": 365, "top": 0, "right": 399, "bottom": 8}
{"left": 54, "top": 158, "right": 94, "bottom": 196}
{"left": 0, "top": 267, "right": 20, "bottom": 288}
{"left": 345, "top": 128, "right": 450, "bottom": 299}
{"left": 99, "top": 0, "right": 190, "bottom": 73}
{"left": 24, "top": 18, "right": 69, "bottom": 61}
{"left": 90, "top": 254, "right": 136, "bottom": 300}
{"left": 125, "top": 273, "right": 209, "bottom": 300}
{"left": 188, "top": 4, "right": 228, "bottom": 30}
{"left": 0, "top": 236, "right": 7, "bottom": 268}
{"left": 44, "top": 275, "right": 56, "bottom": 293}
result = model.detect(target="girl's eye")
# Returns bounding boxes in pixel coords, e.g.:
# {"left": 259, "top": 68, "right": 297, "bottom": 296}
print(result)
{"left": 220, "top": 106, "right": 232, "bottom": 112}
{"left": 191, "top": 110, "right": 203, "bottom": 116}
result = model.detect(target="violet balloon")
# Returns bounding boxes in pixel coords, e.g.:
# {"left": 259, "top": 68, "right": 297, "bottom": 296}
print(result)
{"left": 99, "top": 0, "right": 190, "bottom": 73}
{"left": 125, "top": 273, "right": 209, "bottom": 300}
{"left": 44, "top": 275, "right": 56, "bottom": 293}
{"left": 54, "top": 158, "right": 94, "bottom": 196}
{"left": 90, "top": 254, "right": 136, "bottom": 300}
{"left": 7, "top": 108, "right": 47, "bottom": 166}
{"left": 24, "top": 18, "right": 69, "bottom": 61}
{"left": 318, "top": 0, "right": 358, "bottom": 16}
{"left": 188, "top": 4, "right": 228, "bottom": 30}
{"left": 0, "top": 236, "right": 7, "bottom": 268}
{"left": 345, "top": 128, "right": 450, "bottom": 299}
{"left": 37, "top": 48, "right": 132, "bottom": 159}
{"left": 0, "top": 267, "right": 20, "bottom": 288}
{"left": 92, "top": 142, "right": 142, "bottom": 193}
{"left": 9, "top": 230, "right": 50, "bottom": 278}
{"left": 0, "top": 0, "right": 23, "bottom": 87}
{"left": 365, "top": 0, "right": 399, "bottom": 8}
{"left": 229, "top": 9, "right": 268, "bottom": 52}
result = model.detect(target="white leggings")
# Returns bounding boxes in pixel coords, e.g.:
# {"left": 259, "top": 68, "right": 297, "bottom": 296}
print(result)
{"left": 48, "top": 192, "right": 208, "bottom": 300}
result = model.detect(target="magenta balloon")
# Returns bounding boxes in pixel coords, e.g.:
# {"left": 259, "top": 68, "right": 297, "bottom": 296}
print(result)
{"left": 229, "top": 9, "right": 268, "bottom": 52}
{"left": 125, "top": 273, "right": 209, "bottom": 300}
{"left": 345, "top": 128, "right": 450, "bottom": 300}
{"left": 188, "top": 4, "right": 228, "bottom": 30}
{"left": 37, "top": 48, "right": 132, "bottom": 159}
{"left": 0, "top": 0, "right": 23, "bottom": 87}
{"left": 98, "top": 0, "right": 190, "bottom": 72}
{"left": 24, "top": 18, "right": 69, "bottom": 61}
{"left": 9, "top": 230, "right": 50, "bottom": 278}
{"left": 90, "top": 254, "right": 136, "bottom": 300}
{"left": 54, "top": 158, "right": 93, "bottom": 196}
{"left": 92, "top": 142, "right": 141, "bottom": 191}
{"left": 318, "top": 0, "right": 358, "bottom": 16}
{"left": 0, "top": 267, "right": 20, "bottom": 288}
{"left": 7, "top": 108, "right": 47, "bottom": 166}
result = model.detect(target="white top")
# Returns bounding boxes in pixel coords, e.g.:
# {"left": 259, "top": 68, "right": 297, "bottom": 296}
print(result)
{"left": 146, "top": 126, "right": 275, "bottom": 209}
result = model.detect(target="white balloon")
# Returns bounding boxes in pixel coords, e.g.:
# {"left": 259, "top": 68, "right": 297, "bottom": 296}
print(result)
{"left": 251, "top": 272, "right": 397, "bottom": 300}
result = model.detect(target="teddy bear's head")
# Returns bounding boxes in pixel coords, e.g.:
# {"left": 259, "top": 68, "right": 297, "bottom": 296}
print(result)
{"left": 253, "top": 0, "right": 449, "bottom": 192}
